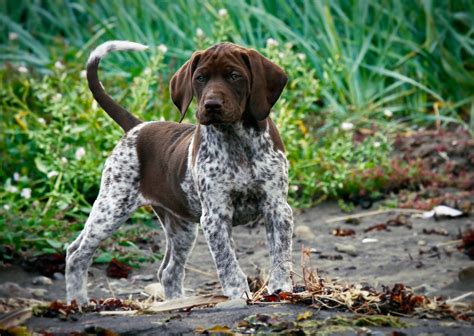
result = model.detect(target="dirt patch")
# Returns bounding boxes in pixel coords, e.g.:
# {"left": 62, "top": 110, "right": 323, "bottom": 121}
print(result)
{"left": 1, "top": 202, "right": 473, "bottom": 334}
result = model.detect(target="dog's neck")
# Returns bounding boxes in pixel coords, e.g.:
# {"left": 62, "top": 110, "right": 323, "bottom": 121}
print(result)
{"left": 201, "top": 121, "right": 266, "bottom": 144}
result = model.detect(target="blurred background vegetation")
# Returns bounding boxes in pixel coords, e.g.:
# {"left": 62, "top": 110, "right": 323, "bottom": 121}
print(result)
{"left": 0, "top": 0, "right": 473, "bottom": 258}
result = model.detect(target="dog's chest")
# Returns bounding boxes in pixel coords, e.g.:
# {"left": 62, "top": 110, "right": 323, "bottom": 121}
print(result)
{"left": 181, "top": 124, "right": 285, "bottom": 223}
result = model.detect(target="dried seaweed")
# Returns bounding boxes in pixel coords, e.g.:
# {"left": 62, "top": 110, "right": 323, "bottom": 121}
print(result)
{"left": 331, "top": 228, "right": 356, "bottom": 237}
{"left": 250, "top": 249, "right": 473, "bottom": 321}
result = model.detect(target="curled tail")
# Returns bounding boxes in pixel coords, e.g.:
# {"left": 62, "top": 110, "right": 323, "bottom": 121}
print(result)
{"left": 87, "top": 41, "right": 148, "bottom": 132}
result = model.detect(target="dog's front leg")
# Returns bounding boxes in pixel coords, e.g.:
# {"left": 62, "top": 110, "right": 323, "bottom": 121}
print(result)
{"left": 263, "top": 198, "right": 294, "bottom": 293}
{"left": 200, "top": 194, "right": 250, "bottom": 298}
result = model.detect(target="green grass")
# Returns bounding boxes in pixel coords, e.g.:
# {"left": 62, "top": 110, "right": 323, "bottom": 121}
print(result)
{"left": 0, "top": 0, "right": 472, "bottom": 256}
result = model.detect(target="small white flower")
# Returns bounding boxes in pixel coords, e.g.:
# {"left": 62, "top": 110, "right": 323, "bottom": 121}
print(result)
{"left": 383, "top": 108, "right": 393, "bottom": 118}
{"left": 13, "top": 172, "right": 20, "bottom": 181}
{"left": 341, "top": 122, "right": 354, "bottom": 131}
{"left": 80, "top": 70, "right": 87, "bottom": 78}
{"left": 51, "top": 93, "right": 62, "bottom": 103}
{"left": 297, "top": 53, "right": 306, "bottom": 61}
{"left": 38, "top": 117, "right": 46, "bottom": 125}
{"left": 21, "top": 188, "right": 32, "bottom": 199}
{"left": 3, "top": 204, "right": 11, "bottom": 211}
{"left": 278, "top": 52, "right": 284, "bottom": 58}
{"left": 196, "top": 28, "right": 205, "bottom": 38}
{"left": 54, "top": 61, "right": 64, "bottom": 69}
{"left": 158, "top": 44, "right": 168, "bottom": 54}
{"left": 6, "top": 185, "right": 18, "bottom": 193}
{"left": 18, "top": 65, "right": 28, "bottom": 73}
{"left": 75, "top": 147, "right": 86, "bottom": 160}
{"left": 143, "top": 67, "right": 152, "bottom": 76}
{"left": 266, "top": 38, "right": 279, "bottom": 48}
{"left": 374, "top": 141, "right": 381, "bottom": 148}
{"left": 61, "top": 157, "right": 68, "bottom": 164}
{"left": 91, "top": 100, "right": 98, "bottom": 110}
{"left": 9, "top": 32, "right": 18, "bottom": 41}
{"left": 289, "top": 185, "right": 299, "bottom": 192}
{"left": 47, "top": 171, "right": 59, "bottom": 178}
{"left": 218, "top": 8, "right": 228, "bottom": 17}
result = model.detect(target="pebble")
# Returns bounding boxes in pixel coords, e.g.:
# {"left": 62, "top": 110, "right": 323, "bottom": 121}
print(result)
{"left": 0, "top": 282, "right": 23, "bottom": 297}
{"left": 32, "top": 276, "right": 53, "bottom": 286}
{"left": 29, "top": 288, "right": 47, "bottom": 298}
{"left": 458, "top": 266, "right": 474, "bottom": 284}
{"left": 215, "top": 298, "right": 247, "bottom": 309}
{"left": 53, "top": 272, "right": 65, "bottom": 281}
{"left": 335, "top": 243, "right": 358, "bottom": 256}
{"left": 144, "top": 283, "right": 165, "bottom": 299}
{"left": 417, "top": 240, "right": 427, "bottom": 246}
{"left": 412, "top": 283, "right": 437, "bottom": 294}
{"left": 294, "top": 225, "right": 315, "bottom": 240}
{"left": 361, "top": 238, "right": 378, "bottom": 244}
{"left": 132, "top": 274, "right": 155, "bottom": 282}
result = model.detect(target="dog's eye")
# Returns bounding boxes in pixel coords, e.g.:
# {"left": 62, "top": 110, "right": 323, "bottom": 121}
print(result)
{"left": 195, "top": 75, "right": 206, "bottom": 83}
{"left": 230, "top": 72, "right": 241, "bottom": 81}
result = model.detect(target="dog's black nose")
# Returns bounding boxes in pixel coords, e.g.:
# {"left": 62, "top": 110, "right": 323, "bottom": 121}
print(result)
{"left": 204, "top": 99, "right": 223, "bottom": 112}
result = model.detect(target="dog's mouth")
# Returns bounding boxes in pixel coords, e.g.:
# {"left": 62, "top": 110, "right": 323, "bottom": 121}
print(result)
{"left": 197, "top": 109, "right": 238, "bottom": 125}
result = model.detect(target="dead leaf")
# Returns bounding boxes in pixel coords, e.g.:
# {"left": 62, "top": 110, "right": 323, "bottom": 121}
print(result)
{"left": 420, "top": 205, "right": 463, "bottom": 219}
{"left": 146, "top": 295, "right": 228, "bottom": 313}
{"left": 106, "top": 258, "right": 132, "bottom": 279}
{"left": 296, "top": 311, "right": 313, "bottom": 321}
{"left": 0, "top": 307, "right": 32, "bottom": 328}
{"left": 422, "top": 228, "right": 448, "bottom": 236}
{"left": 364, "top": 223, "right": 389, "bottom": 233}
{"left": 332, "top": 228, "right": 356, "bottom": 237}
{"left": 207, "top": 325, "right": 233, "bottom": 334}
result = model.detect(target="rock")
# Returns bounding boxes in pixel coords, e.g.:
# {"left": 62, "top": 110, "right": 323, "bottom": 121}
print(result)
{"left": 132, "top": 274, "right": 155, "bottom": 282}
{"left": 294, "top": 225, "right": 315, "bottom": 240}
{"left": 215, "top": 298, "right": 247, "bottom": 309}
{"left": 32, "top": 275, "right": 53, "bottom": 286}
{"left": 29, "top": 288, "right": 47, "bottom": 298}
{"left": 368, "top": 331, "right": 384, "bottom": 336}
{"left": 0, "top": 282, "right": 23, "bottom": 297}
{"left": 335, "top": 243, "right": 358, "bottom": 256}
{"left": 53, "top": 272, "right": 65, "bottom": 281}
{"left": 458, "top": 266, "right": 474, "bottom": 284}
{"left": 361, "top": 238, "right": 378, "bottom": 244}
{"left": 412, "top": 283, "right": 437, "bottom": 294}
{"left": 144, "top": 283, "right": 165, "bottom": 299}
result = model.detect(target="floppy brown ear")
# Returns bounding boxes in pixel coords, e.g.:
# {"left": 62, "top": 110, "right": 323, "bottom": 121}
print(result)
{"left": 242, "top": 49, "right": 288, "bottom": 121}
{"left": 170, "top": 51, "right": 202, "bottom": 122}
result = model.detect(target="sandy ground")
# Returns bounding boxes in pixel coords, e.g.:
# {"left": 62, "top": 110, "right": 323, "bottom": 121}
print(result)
{"left": 1, "top": 202, "right": 473, "bottom": 334}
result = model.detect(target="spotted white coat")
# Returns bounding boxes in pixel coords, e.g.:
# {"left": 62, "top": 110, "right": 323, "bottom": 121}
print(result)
{"left": 66, "top": 121, "right": 294, "bottom": 304}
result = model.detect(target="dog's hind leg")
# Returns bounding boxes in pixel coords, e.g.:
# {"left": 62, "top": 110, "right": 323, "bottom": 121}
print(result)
{"left": 66, "top": 127, "right": 143, "bottom": 305}
{"left": 155, "top": 211, "right": 198, "bottom": 299}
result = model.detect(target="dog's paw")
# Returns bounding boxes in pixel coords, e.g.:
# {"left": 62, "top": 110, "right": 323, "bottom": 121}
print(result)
{"left": 224, "top": 285, "right": 250, "bottom": 299}
{"left": 67, "top": 293, "right": 89, "bottom": 306}
{"left": 222, "top": 271, "right": 250, "bottom": 298}
{"left": 268, "top": 273, "right": 292, "bottom": 294}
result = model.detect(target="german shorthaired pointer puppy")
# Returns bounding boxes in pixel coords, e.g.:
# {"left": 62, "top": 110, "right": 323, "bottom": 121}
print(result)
{"left": 66, "top": 41, "right": 294, "bottom": 304}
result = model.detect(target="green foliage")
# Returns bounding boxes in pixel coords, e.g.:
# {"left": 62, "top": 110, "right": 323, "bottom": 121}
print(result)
{"left": 1, "top": 0, "right": 472, "bottom": 124}
{"left": 0, "top": 46, "right": 170, "bottom": 254}
{"left": 0, "top": 0, "right": 472, "bottom": 254}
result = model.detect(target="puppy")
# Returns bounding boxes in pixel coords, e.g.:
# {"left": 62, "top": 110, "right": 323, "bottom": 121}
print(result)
{"left": 66, "top": 41, "right": 294, "bottom": 304}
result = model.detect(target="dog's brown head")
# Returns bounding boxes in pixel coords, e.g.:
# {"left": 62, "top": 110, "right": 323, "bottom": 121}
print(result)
{"left": 170, "top": 43, "right": 287, "bottom": 125}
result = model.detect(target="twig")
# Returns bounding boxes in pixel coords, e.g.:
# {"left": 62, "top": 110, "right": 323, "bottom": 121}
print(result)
{"left": 446, "top": 292, "right": 473, "bottom": 304}
{"left": 325, "top": 208, "right": 424, "bottom": 224}
{"left": 105, "top": 276, "right": 116, "bottom": 299}
{"left": 436, "top": 239, "right": 462, "bottom": 247}
{"left": 185, "top": 265, "right": 217, "bottom": 278}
